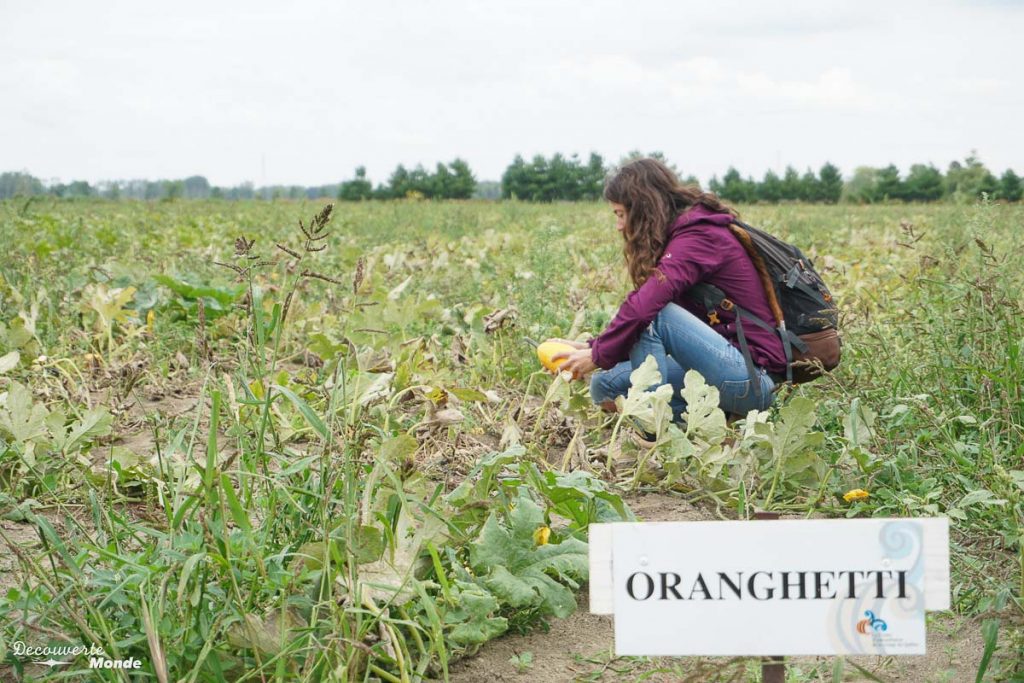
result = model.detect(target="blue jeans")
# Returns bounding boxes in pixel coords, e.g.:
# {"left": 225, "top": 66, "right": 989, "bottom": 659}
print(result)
{"left": 589, "top": 302, "right": 776, "bottom": 419}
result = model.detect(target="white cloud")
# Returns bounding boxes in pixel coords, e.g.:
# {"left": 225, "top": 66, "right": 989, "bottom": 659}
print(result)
{"left": 735, "top": 67, "right": 877, "bottom": 110}
{"left": 544, "top": 57, "right": 875, "bottom": 112}
{"left": 0, "top": 0, "right": 1021, "bottom": 184}
{"left": 950, "top": 77, "right": 1012, "bottom": 95}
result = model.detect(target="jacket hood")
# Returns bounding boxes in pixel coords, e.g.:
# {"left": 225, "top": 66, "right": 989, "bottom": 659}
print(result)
{"left": 669, "top": 204, "right": 735, "bottom": 238}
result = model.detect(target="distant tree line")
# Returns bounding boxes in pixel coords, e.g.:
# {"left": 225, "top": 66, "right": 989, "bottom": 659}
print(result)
{"left": 0, "top": 158, "right": 477, "bottom": 203}
{"left": 338, "top": 159, "right": 476, "bottom": 200}
{"left": 708, "top": 156, "right": 1021, "bottom": 204}
{"left": 500, "top": 153, "right": 607, "bottom": 201}
{"left": 841, "top": 155, "right": 1021, "bottom": 203}
{"left": 495, "top": 151, "right": 1021, "bottom": 204}
{"left": 708, "top": 163, "right": 844, "bottom": 204}
{"left": 500, "top": 151, "right": 701, "bottom": 202}
{"left": 2, "top": 152, "right": 1020, "bottom": 203}
{"left": 0, "top": 172, "right": 333, "bottom": 201}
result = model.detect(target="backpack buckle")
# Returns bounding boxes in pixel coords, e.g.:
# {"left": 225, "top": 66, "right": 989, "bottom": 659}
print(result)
{"left": 721, "top": 299, "right": 735, "bottom": 311}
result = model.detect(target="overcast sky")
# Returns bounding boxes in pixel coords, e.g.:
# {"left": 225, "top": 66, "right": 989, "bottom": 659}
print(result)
{"left": 2, "top": 0, "right": 1022, "bottom": 187}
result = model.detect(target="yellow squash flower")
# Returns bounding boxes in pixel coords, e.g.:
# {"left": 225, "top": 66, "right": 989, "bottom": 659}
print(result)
{"left": 533, "top": 526, "right": 551, "bottom": 546}
{"left": 843, "top": 488, "right": 870, "bottom": 503}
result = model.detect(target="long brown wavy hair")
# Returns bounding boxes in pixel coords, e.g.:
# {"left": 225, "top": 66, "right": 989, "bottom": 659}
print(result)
{"left": 604, "top": 158, "right": 737, "bottom": 288}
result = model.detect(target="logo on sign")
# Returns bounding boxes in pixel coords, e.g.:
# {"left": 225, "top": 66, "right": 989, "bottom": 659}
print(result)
{"left": 856, "top": 610, "right": 888, "bottom": 635}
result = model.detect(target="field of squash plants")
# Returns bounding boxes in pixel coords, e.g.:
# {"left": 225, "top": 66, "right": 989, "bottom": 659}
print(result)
{"left": 0, "top": 197, "right": 1021, "bottom": 681}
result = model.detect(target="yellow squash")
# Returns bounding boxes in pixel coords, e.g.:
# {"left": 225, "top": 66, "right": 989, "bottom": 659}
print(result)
{"left": 536, "top": 340, "right": 576, "bottom": 373}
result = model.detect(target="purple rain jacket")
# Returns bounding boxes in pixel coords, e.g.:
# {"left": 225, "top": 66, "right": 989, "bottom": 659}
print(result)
{"left": 588, "top": 204, "right": 788, "bottom": 373}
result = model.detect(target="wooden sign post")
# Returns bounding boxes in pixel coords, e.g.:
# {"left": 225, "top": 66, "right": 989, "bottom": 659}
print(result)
{"left": 753, "top": 511, "right": 784, "bottom": 683}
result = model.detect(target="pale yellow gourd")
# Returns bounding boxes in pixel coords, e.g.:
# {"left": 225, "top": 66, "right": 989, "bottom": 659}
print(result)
{"left": 536, "top": 340, "right": 576, "bottom": 373}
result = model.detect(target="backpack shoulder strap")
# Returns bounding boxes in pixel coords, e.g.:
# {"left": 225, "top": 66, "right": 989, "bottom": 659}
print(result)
{"left": 689, "top": 283, "right": 806, "bottom": 351}
{"left": 689, "top": 281, "right": 807, "bottom": 388}
{"left": 726, "top": 222, "right": 785, "bottom": 327}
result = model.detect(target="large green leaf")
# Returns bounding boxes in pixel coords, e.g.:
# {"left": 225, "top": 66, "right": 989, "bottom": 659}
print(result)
{"left": 445, "top": 446, "right": 523, "bottom": 508}
{"left": 354, "top": 501, "right": 446, "bottom": 605}
{"left": 752, "top": 397, "right": 826, "bottom": 484}
{"left": 153, "top": 274, "right": 243, "bottom": 306}
{"left": 771, "top": 397, "right": 824, "bottom": 467}
{"left": 379, "top": 434, "right": 418, "bottom": 465}
{"left": 56, "top": 407, "right": 113, "bottom": 454}
{"left": 226, "top": 607, "right": 307, "bottom": 655}
{"left": 446, "top": 580, "right": 508, "bottom": 646}
{"left": 0, "top": 351, "right": 19, "bottom": 374}
{"left": 681, "top": 370, "right": 727, "bottom": 442}
{"left": 843, "top": 398, "right": 877, "bottom": 447}
{"left": 482, "top": 565, "right": 536, "bottom": 608}
{"left": 469, "top": 491, "right": 588, "bottom": 620}
{"left": 529, "top": 468, "right": 635, "bottom": 528}
{"left": 614, "top": 355, "right": 675, "bottom": 432}
{"left": 83, "top": 283, "right": 137, "bottom": 334}
{"left": 0, "top": 382, "right": 49, "bottom": 445}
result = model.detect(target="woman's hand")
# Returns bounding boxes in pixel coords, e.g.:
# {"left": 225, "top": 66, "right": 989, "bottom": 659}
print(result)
{"left": 552, "top": 347, "right": 597, "bottom": 380}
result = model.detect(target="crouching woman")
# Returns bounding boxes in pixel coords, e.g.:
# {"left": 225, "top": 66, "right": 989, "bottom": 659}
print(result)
{"left": 553, "top": 158, "right": 786, "bottom": 420}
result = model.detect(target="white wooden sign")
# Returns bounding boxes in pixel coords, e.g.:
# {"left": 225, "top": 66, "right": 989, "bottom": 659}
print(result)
{"left": 589, "top": 518, "right": 949, "bottom": 657}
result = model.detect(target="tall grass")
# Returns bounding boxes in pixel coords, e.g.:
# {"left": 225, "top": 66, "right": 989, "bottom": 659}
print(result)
{"left": 0, "top": 198, "right": 1021, "bottom": 679}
